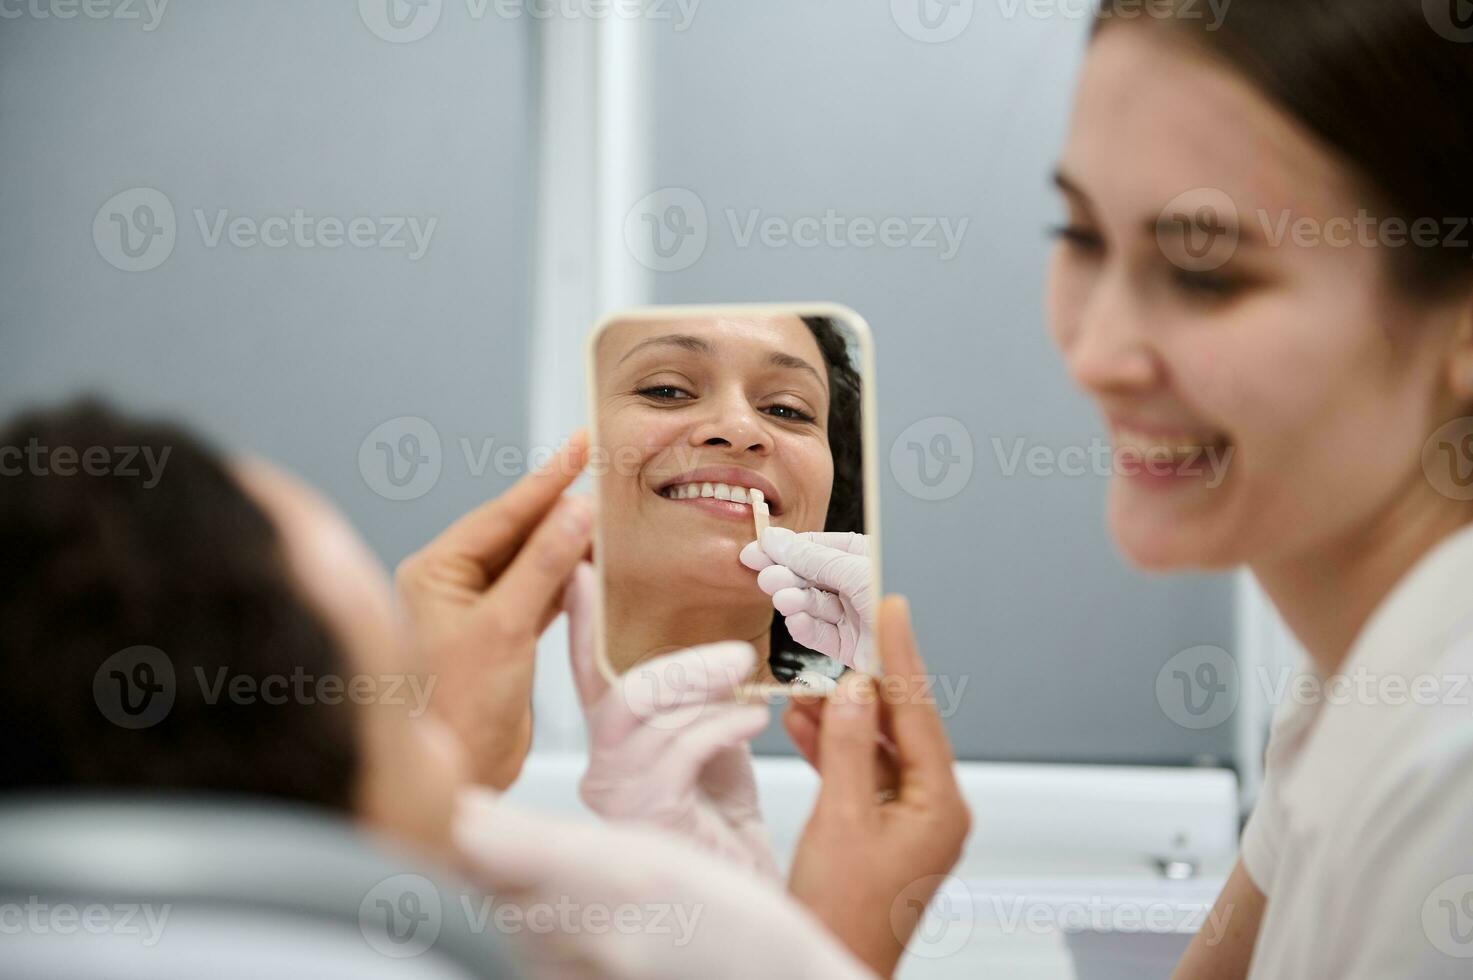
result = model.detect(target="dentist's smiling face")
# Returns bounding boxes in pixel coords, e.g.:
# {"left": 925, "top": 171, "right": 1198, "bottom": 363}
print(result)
{"left": 1047, "top": 24, "right": 1466, "bottom": 571}
{"left": 595, "top": 315, "right": 834, "bottom": 599}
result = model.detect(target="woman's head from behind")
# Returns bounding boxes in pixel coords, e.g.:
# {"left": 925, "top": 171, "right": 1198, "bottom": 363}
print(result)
{"left": 1049, "top": 0, "right": 1473, "bottom": 571}
{"left": 0, "top": 400, "right": 464, "bottom": 854}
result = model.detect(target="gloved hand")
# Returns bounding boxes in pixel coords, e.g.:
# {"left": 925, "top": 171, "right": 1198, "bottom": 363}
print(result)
{"left": 740, "top": 528, "right": 876, "bottom": 674}
{"left": 565, "top": 563, "right": 781, "bottom": 879}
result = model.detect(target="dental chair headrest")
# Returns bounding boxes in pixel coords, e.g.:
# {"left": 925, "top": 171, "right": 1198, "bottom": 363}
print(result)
{"left": 0, "top": 794, "right": 519, "bottom": 980}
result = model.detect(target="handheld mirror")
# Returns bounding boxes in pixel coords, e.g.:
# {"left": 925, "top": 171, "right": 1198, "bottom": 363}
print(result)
{"left": 585, "top": 303, "right": 881, "bottom": 696}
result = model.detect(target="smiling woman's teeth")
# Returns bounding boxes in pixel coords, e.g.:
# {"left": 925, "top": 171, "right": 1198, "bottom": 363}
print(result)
{"left": 662, "top": 482, "right": 756, "bottom": 504}
{"left": 1113, "top": 427, "right": 1229, "bottom": 460}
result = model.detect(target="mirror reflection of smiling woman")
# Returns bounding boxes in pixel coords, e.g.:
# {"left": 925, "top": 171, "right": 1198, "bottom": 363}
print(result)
{"left": 785, "top": 2, "right": 1473, "bottom": 977}
{"left": 593, "top": 314, "right": 864, "bottom": 683}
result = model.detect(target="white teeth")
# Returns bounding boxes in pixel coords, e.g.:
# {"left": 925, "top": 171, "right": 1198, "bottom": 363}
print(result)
{"left": 1114, "top": 427, "right": 1227, "bottom": 457}
{"left": 661, "top": 481, "right": 767, "bottom": 507}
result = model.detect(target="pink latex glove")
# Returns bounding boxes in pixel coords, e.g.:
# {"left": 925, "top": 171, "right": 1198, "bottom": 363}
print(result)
{"left": 454, "top": 790, "right": 876, "bottom": 980}
{"left": 740, "top": 529, "right": 877, "bottom": 673}
{"left": 564, "top": 563, "right": 781, "bottom": 879}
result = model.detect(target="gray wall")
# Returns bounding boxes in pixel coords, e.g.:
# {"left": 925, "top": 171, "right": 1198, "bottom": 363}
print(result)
{"left": 0, "top": 1, "right": 536, "bottom": 564}
{"left": 639, "top": 1, "right": 1237, "bottom": 764}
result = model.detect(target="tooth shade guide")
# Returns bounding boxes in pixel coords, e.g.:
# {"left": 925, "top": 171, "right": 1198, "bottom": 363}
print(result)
{"left": 751, "top": 489, "right": 769, "bottom": 537}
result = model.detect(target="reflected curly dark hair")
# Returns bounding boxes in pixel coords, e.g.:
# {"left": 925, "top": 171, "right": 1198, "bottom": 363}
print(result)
{"left": 0, "top": 399, "right": 358, "bottom": 808}
{"left": 769, "top": 316, "right": 865, "bottom": 681}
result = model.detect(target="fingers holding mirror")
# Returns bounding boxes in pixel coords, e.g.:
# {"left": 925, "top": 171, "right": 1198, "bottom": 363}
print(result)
{"left": 585, "top": 303, "right": 880, "bottom": 694}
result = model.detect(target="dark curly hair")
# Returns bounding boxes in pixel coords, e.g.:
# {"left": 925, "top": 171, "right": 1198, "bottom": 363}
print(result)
{"left": 0, "top": 399, "right": 359, "bottom": 808}
{"left": 769, "top": 316, "right": 866, "bottom": 682}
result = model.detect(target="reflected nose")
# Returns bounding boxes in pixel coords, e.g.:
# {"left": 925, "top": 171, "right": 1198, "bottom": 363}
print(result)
{"left": 1064, "top": 271, "right": 1162, "bottom": 396}
{"left": 688, "top": 388, "right": 771, "bottom": 455}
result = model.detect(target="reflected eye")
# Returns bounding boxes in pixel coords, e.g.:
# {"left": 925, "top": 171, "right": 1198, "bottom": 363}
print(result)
{"left": 635, "top": 385, "right": 693, "bottom": 402}
{"left": 764, "top": 403, "right": 818, "bottom": 424}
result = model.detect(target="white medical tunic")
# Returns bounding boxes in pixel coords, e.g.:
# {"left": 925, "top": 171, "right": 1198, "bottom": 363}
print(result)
{"left": 1242, "top": 523, "right": 1473, "bottom": 978}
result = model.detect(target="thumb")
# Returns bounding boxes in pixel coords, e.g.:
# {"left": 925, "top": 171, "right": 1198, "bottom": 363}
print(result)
{"left": 564, "top": 562, "right": 608, "bottom": 709}
{"left": 814, "top": 672, "right": 880, "bottom": 815}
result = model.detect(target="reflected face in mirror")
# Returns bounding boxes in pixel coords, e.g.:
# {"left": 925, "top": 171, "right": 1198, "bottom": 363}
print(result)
{"left": 594, "top": 312, "right": 865, "bottom": 684}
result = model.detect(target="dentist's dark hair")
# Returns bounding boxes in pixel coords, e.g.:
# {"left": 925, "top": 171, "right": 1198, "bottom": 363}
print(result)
{"left": 770, "top": 316, "right": 865, "bottom": 681}
{"left": 1095, "top": 0, "right": 1473, "bottom": 297}
{"left": 0, "top": 399, "right": 358, "bottom": 808}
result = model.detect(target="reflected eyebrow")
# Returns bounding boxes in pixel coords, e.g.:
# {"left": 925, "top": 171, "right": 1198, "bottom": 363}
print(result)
{"left": 617, "top": 333, "right": 712, "bottom": 364}
{"left": 769, "top": 351, "right": 824, "bottom": 387}
{"left": 618, "top": 332, "right": 825, "bottom": 387}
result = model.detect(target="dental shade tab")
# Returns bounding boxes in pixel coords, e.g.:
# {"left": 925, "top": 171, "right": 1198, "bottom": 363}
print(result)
{"left": 751, "top": 489, "right": 769, "bottom": 538}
